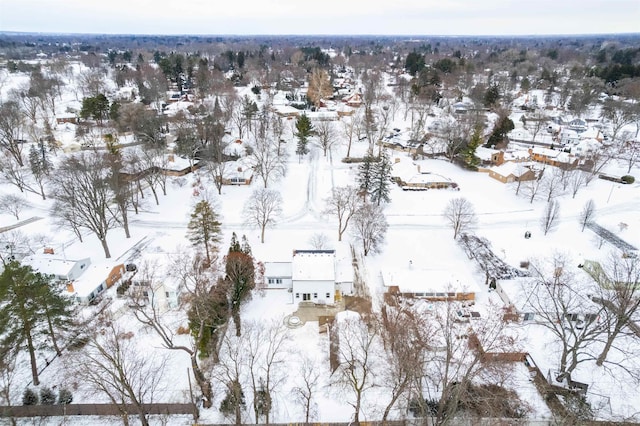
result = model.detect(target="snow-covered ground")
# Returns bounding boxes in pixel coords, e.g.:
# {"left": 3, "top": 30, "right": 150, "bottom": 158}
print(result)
{"left": 1, "top": 63, "right": 639, "bottom": 424}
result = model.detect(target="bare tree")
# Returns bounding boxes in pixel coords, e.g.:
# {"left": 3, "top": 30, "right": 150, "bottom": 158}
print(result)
{"left": 443, "top": 197, "right": 477, "bottom": 239}
{"left": 0, "top": 344, "right": 18, "bottom": 426}
{"left": 0, "top": 194, "right": 30, "bottom": 221}
{"left": 213, "top": 331, "right": 248, "bottom": 425}
{"left": 590, "top": 255, "right": 640, "bottom": 367}
{"left": 243, "top": 188, "right": 283, "bottom": 243}
{"left": 49, "top": 152, "right": 119, "bottom": 258}
{"left": 618, "top": 138, "right": 640, "bottom": 174}
{"left": 244, "top": 319, "right": 291, "bottom": 424}
{"left": 308, "top": 232, "right": 329, "bottom": 249}
{"left": 291, "top": 353, "right": 321, "bottom": 423}
{"left": 579, "top": 199, "right": 596, "bottom": 232}
{"left": 251, "top": 136, "right": 287, "bottom": 188}
{"left": 331, "top": 314, "right": 380, "bottom": 425}
{"left": 526, "top": 255, "right": 606, "bottom": 382}
{"left": 0, "top": 101, "right": 26, "bottom": 167}
{"left": 524, "top": 170, "right": 544, "bottom": 203}
{"left": 351, "top": 202, "right": 388, "bottom": 256}
{"left": 323, "top": 185, "right": 360, "bottom": 242}
{"left": 540, "top": 199, "right": 560, "bottom": 236}
{"left": 314, "top": 119, "right": 337, "bottom": 157}
{"left": 543, "top": 167, "right": 564, "bottom": 202}
{"left": 342, "top": 113, "right": 361, "bottom": 158}
{"left": 73, "top": 319, "right": 167, "bottom": 426}
{"left": 379, "top": 302, "right": 430, "bottom": 422}
{"left": 569, "top": 169, "right": 587, "bottom": 199}
{"left": 129, "top": 255, "right": 216, "bottom": 408}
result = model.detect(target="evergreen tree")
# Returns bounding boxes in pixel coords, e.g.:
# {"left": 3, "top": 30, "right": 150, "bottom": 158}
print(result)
{"left": 357, "top": 150, "right": 378, "bottom": 200}
{"left": 22, "top": 388, "right": 38, "bottom": 405}
{"left": 294, "top": 114, "right": 313, "bottom": 161}
{"left": 370, "top": 149, "right": 392, "bottom": 205}
{"left": 461, "top": 126, "right": 483, "bottom": 169}
{"left": 225, "top": 235, "right": 255, "bottom": 336}
{"left": 187, "top": 200, "right": 222, "bottom": 265}
{"left": 486, "top": 116, "right": 515, "bottom": 148}
{"left": 58, "top": 388, "right": 73, "bottom": 405}
{"left": 0, "top": 262, "right": 74, "bottom": 386}
{"left": 40, "top": 387, "right": 56, "bottom": 405}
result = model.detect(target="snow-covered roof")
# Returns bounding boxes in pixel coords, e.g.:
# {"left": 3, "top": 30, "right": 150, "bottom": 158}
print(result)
{"left": 22, "top": 254, "right": 90, "bottom": 279}
{"left": 70, "top": 262, "right": 121, "bottom": 299}
{"left": 476, "top": 146, "right": 500, "bottom": 161}
{"left": 490, "top": 162, "right": 531, "bottom": 178}
{"left": 265, "top": 262, "right": 292, "bottom": 278}
{"left": 292, "top": 250, "right": 335, "bottom": 281}
{"left": 381, "top": 267, "right": 478, "bottom": 294}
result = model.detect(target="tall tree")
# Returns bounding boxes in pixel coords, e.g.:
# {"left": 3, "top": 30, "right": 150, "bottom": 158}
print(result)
{"left": 322, "top": 185, "right": 360, "bottom": 242}
{"left": 357, "top": 150, "right": 377, "bottom": 200}
{"left": 225, "top": 234, "right": 256, "bottom": 337}
{"left": 443, "top": 197, "right": 477, "bottom": 239}
{"left": 187, "top": 200, "right": 222, "bottom": 265}
{"left": 49, "top": 152, "right": 119, "bottom": 258}
{"left": 74, "top": 320, "right": 166, "bottom": 426}
{"left": 579, "top": 199, "right": 596, "bottom": 232}
{"left": 306, "top": 68, "right": 333, "bottom": 109}
{"left": 369, "top": 149, "right": 393, "bottom": 206}
{"left": 0, "top": 101, "right": 26, "bottom": 167}
{"left": 351, "top": 202, "right": 388, "bottom": 256}
{"left": 0, "top": 262, "right": 74, "bottom": 386}
{"left": 540, "top": 199, "right": 560, "bottom": 236}
{"left": 294, "top": 114, "right": 313, "bottom": 161}
{"left": 243, "top": 189, "right": 283, "bottom": 244}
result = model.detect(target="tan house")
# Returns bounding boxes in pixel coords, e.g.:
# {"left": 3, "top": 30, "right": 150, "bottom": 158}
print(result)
{"left": 529, "top": 147, "right": 578, "bottom": 169}
{"left": 488, "top": 162, "right": 536, "bottom": 183}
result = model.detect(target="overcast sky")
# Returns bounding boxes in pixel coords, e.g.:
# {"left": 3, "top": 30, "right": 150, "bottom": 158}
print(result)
{"left": 1, "top": 0, "right": 639, "bottom": 36}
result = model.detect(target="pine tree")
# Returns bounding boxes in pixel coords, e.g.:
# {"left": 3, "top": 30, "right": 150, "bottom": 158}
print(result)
{"left": 40, "top": 387, "right": 56, "bottom": 405}
{"left": 0, "top": 262, "right": 74, "bottom": 386}
{"left": 370, "top": 149, "right": 392, "bottom": 205}
{"left": 295, "top": 114, "right": 313, "bottom": 161}
{"left": 22, "top": 388, "right": 38, "bottom": 405}
{"left": 358, "top": 150, "right": 377, "bottom": 200}
{"left": 187, "top": 200, "right": 222, "bottom": 265}
{"left": 461, "top": 126, "right": 483, "bottom": 168}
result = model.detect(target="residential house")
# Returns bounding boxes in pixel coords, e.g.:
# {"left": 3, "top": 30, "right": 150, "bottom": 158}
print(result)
{"left": 161, "top": 154, "right": 201, "bottom": 176}
{"left": 68, "top": 262, "right": 125, "bottom": 304}
{"left": 529, "top": 147, "right": 578, "bottom": 169}
{"left": 264, "top": 262, "right": 293, "bottom": 289}
{"left": 391, "top": 158, "right": 459, "bottom": 190}
{"left": 488, "top": 162, "right": 536, "bottom": 183}
{"left": 55, "top": 113, "right": 79, "bottom": 125}
{"left": 292, "top": 250, "right": 337, "bottom": 304}
{"left": 342, "top": 91, "right": 363, "bottom": 107}
{"left": 476, "top": 147, "right": 505, "bottom": 169}
{"left": 381, "top": 267, "right": 476, "bottom": 301}
{"left": 22, "top": 251, "right": 91, "bottom": 283}
{"left": 219, "top": 159, "right": 254, "bottom": 186}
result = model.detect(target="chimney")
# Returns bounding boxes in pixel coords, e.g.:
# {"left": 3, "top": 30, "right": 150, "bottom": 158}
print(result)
{"left": 44, "top": 247, "right": 55, "bottom": 255}
{"left": 168, "top": 154, "right": 174, "bottom": 162}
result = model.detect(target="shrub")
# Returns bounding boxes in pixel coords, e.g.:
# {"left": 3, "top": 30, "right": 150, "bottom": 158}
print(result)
{"left": 621, "top": 175, "right": 635, "bottom": 184}
{"left": 40, "top": 387, "right": 56, "bottom": 405}
{"left": 58, "top": 388, "right": 73, "bottom": 405}
{"left": 22, "top": 388, "right": 39, "bottom": 405}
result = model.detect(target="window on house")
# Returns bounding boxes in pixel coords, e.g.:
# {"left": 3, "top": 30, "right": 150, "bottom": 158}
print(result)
{"left": 268, "top": 278, "right": 274, "bottom": 284}
{"left": 524, "top": 313, "right": 535, "bottom": 321}
{"left": 165, "top": 292, "right": 170, "bottom": 298}
{"left": 143, "top": 291, "right": 149, "bottom": 297}
{"left": 326, "top": 293, "right": 330, "bottom": 298}
{"left": 276, "top": 278, "right": 282, "bottom": 284}
{"left": 295, "top": 293, "right": 300, "bottom": 298}
{"left": 313, "top": 293, "right": 317, "bottom": 298}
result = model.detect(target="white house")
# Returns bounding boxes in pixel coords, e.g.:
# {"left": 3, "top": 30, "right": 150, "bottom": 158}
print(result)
{"left": 264, "top": 262, "right": 293, "bottom": 289}
{"left": 69, "top": 262, "right": 125, "bottom": 304}
{"left": 22, "top": 252, "right": 91, "bottom": 283}
{"left": 292, "top": 250, "right": 337, "bottom": 304}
